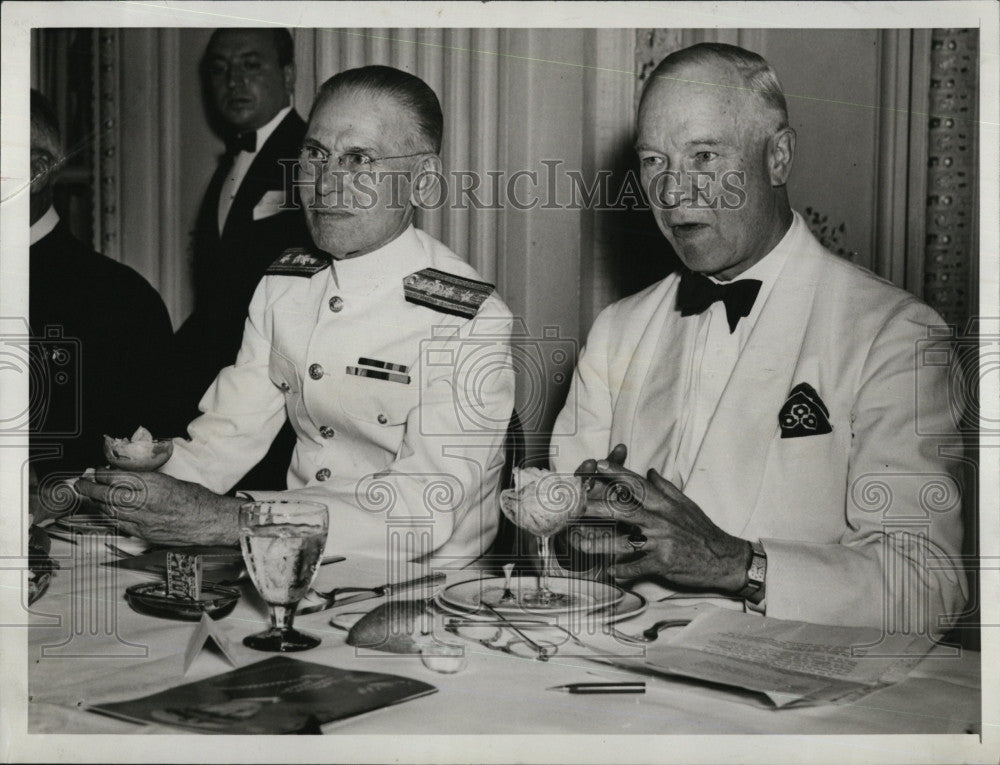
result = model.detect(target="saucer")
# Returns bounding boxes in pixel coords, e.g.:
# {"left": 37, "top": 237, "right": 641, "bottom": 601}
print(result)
{"left": 440, "top": 576, "right": 625, "bottom": 617}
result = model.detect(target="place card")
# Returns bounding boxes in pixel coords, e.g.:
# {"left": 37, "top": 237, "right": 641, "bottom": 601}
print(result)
{"left": 183, "top": 613, "right": 239, "bottom": 673}
{"left": 166, "top": 551, "right": 202, "bottom": 599}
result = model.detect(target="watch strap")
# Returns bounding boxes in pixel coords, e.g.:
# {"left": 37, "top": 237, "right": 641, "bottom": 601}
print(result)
{"left": 737, "top": 541, "right": 767, "bottom": 600}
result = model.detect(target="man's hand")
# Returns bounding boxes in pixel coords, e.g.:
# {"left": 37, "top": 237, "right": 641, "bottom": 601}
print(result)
{"left": 576, "top": 443, "right": 628, "bottom": 505}
{"left": 75, "top": 470, "right": 241, "bottom": 546}
{"left": 572, "top": 456, "right": 751, "bottom": 594}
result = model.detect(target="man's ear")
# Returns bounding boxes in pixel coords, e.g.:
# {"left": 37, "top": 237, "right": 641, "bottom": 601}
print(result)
{"left": 410, "top": 154, "right": 444, "bottom": 208}
{"left": 768, "top": 127, "right": 795, "bottom": 186}
{"left": 283, "top": 63, "right": 296, "bottom": 95}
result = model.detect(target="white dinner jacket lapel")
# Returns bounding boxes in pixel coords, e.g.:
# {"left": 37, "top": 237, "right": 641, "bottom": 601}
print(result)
{"left": 614, "top": 279, "right": 692, "bottom": 484}
{"left": 682, "top": 239, "right": 824, "bottom": 535}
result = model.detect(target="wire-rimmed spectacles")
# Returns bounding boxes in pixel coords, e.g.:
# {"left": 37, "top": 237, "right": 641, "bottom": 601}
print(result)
{"left": 297, "top": 144, "right": 430, "bottom": 177}
{"left": 444, "top": 619, "right": 573, "bottom": 662}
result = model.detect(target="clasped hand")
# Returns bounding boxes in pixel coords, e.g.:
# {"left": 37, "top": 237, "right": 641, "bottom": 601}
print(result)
{"left": 75, "top": 469, "right": 240, "bottom": 546}
{"left": 571, "top": 445, "right": 750, "bottom": 594}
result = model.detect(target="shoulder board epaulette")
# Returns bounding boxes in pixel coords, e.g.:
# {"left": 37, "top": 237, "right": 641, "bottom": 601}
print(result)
{"left": 403, "top": 268, "right": 495, "bottom": 319}
{"left": 266, "top": 247, "right": 331, "bottom": 277}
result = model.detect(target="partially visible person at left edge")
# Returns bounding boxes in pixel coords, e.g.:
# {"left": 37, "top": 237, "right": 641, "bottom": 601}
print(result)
{"left": 173, "top": 27, "right": 308, "bottom": 490}
{"left": 28, "top": 89, "right": 177, "bottom": 522}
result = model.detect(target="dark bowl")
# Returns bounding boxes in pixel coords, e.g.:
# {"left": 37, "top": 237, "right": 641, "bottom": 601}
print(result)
{"left": 125, "top": 581, "right": 240, "bottom": 621}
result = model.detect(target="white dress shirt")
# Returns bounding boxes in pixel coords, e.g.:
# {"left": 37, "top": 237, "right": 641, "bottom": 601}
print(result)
{"left": 30, "top": 206, "right": 60, "bottom": 245}
{"left": 663, "top": 216, "right": 798, "bottom": 488}
{"left": 217, "top": 105, "right": 292, "bottom": 234}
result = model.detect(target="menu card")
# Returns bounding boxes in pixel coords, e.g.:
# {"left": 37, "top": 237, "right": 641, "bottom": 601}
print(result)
{"left": 643, "top": 607, "right": 934, "bottom": 707}
{"left": 89, "top": 657, "right": 437, "bottom": 733}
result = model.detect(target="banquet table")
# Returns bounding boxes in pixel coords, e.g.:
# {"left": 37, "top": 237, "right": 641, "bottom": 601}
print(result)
{"left": 25, "top": 534, "right": 982, "bottom": 737}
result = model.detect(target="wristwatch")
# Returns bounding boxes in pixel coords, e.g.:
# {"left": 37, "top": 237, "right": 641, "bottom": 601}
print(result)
{"left": 737, "top": 541, "right": 767, "bottom": 600}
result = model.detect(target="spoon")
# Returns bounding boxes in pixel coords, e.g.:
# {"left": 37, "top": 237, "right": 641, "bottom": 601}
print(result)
{"left": 500, "top": 563, "right": 517, "bottom": 604}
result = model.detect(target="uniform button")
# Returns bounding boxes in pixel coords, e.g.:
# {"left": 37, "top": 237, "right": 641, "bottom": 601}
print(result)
{"left": 328, "top": 296, "right": 344, "bottom": 313}
{"left": 315, "top": 468, "right": 331, "bottom": 481}
{"left": 279, "top": 382, "right": 290, "bottom": 392}
{"left": 377, "top": 413, "right": 388, "bottom": 425}
{"left": 309, "top": 363, "right": 324, "bottom": 380}
{"left": 319, "top": 426, "right": 335, "bottom": 439}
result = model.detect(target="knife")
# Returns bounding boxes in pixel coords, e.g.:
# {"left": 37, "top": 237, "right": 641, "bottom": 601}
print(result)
{"left": 298, "top": 571, "right": 445, "bottom": 615}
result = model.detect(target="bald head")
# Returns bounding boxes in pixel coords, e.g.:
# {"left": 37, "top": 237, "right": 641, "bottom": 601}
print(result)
{"left": 640, "top": 43, "right": 788, "bottom": 139}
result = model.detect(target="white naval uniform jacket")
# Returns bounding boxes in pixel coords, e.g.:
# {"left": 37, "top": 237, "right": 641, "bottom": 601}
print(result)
{"left": 551, "top": 217, "right": 967, "bottom": 632}
{"left": 163, "top": 226, "right": 515, "bottom": 564}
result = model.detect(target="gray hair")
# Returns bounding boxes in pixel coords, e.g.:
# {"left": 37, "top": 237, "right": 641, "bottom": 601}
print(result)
{"left": 641, "top": 43, "right": 789, "bottom": 132}
{"left": 312, "top": 65, "right": 443, "bottom": 154}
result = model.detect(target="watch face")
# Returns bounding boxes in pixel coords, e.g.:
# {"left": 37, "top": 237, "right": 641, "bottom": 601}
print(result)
{"left": 748, "top": 555, "right": 767, "bottom": 585}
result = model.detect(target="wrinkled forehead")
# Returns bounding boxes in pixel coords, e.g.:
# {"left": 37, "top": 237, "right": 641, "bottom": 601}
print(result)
{"left": 310, "top": 86, "right": 418, "bottom": 149}
{"left": 639, "top": 61, "right": 763, "bottom": 138}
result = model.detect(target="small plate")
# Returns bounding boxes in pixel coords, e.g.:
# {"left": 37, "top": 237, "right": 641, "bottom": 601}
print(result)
{"left": 441, "top": 576, "right": 625, "bottom": 617}
{"left": 434, "top": 589, "right": 647, "bottom": 625}
{"left": 124, "top": 581, "right": 240, "bottom": 621}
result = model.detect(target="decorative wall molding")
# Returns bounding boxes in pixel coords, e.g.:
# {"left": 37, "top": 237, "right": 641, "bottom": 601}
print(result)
{"left": 923, "top": 29, "right": 978, "bottom": 326}
{"left": 157, "top": 29, "right": 183, "bottom": 324}
{"left": 93, "top": 29, "right": 121, "bottom": 262}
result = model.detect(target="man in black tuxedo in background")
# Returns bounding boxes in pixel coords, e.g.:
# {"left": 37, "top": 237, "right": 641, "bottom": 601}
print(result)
{"left": 174, "top": 28, "right": 308, "bottom": 490}
{"left": 28, "top": 89, "right": 176, "bottom": 520}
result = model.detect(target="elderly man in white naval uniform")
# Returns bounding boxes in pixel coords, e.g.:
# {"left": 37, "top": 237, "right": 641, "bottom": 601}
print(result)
{"left": 552, "top": 43, "right": 966, "bottom": 633}
{"left": 78, "top": 66, "right": 515, "bottom": 564}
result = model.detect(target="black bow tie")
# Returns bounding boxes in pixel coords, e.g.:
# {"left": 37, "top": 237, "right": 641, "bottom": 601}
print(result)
{"left": 225, "top": 131, "right": 257, "bottom": 156}
{"left": 676, "top": 269, "right": 762, "bottom": 333}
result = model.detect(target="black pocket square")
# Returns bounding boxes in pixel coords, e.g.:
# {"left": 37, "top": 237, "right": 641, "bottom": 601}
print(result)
{"left": 778, "top": 383, "right": 832, "bottom": 438}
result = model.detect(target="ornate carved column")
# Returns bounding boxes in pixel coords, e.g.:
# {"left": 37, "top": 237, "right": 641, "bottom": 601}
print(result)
{"left": 923, "top": 29, "right": 979, "bottom": 327}
{"left": 93, "top": 29, "right": 121, "bottom": 262}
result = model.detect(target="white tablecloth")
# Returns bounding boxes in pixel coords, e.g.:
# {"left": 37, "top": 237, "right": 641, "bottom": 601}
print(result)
{"left": 24, "top": 537, "right": 981, "bottom": 737}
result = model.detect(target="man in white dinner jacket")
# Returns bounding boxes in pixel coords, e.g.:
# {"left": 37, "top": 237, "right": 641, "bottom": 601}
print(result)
{"left": 551, "top": 43, "right": 967, "bottom": 633}
{"left": 78, "top": 66, "right": 515, "bottom": 564}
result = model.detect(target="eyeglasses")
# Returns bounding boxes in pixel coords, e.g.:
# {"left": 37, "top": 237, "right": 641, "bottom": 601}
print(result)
{"left": 297, "top": 144, "right": 429, "bottom": 177}
{"left": 444, "top": 619, "right": 573, "bottom": 662}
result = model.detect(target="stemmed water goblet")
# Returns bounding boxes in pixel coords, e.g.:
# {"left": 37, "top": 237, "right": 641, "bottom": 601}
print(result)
{"left": 238, "top": 500, "right": 329, "bottom": 652}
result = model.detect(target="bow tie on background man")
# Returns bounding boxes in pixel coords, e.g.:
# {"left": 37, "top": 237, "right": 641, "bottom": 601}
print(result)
{"left": 224, "top": 131, "right": 257, "bottom": 156}
{"left": 676, "top": 269, "right": 763, "bottom": 333}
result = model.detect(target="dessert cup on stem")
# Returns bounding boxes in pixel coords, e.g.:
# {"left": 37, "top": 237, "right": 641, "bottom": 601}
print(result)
{"left": 527, "top": 533, "right": 560, "bottom": 606}
{"left": 499, "top": 471, "right": 586, "bottom": 609}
